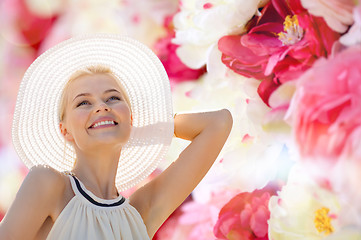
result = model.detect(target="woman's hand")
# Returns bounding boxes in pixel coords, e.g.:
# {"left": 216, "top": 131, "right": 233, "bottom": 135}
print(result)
{"left": 130, "top": 109, "right": 233, "bottom": 238}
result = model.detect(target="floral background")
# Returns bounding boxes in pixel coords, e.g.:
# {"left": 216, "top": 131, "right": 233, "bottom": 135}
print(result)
{"left": 1, "top": 0, "right": 361, "bottom": 239}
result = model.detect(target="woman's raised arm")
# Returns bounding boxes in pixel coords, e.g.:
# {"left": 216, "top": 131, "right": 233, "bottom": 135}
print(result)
{"left": 0, "top": 165, "right": 64, "bottom": 240}
{"left": 130, "top": 109, "right": 233, "bottom": 237}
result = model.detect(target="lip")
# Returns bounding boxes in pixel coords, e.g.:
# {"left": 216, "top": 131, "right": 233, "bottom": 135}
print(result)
{"left": 88, "top": 117, "right": 118, "bottom": 129}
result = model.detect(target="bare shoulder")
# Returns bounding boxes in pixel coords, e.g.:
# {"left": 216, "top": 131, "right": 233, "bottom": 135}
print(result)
{"left": 27, "top": 164, "right": 66, "bottom": 184}
{"left": 25, "top": 165, "right": 67, "bottom": 198}
{"left": 0, "top": 165, "right": 67, "bottom": 240}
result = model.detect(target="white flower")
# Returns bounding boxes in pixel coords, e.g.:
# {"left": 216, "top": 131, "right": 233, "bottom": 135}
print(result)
{"left": 340, "top": 4, "right": 361, "bottom": 46}
{"left": 326, "top": 159, "right": 361, "bottom": 227}
{"left": 25, "top": 0, "right": 64, "bottom": 17}
{"left": 172, "top": 0, "right": 263, "bottom": 69}
{"left": 324, "top": 227, "right": 361, "bottom": 240}
{"left": 288, "top": 157, "right": 361, "bottom": 229}
{"left": 300, "top": 0, "right": 355, "bottom": 33}
{"left": 268, "top": 164, "right": 361, "bottom": 240}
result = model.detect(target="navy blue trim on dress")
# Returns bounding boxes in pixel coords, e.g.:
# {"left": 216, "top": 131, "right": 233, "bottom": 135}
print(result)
{"left": 72, "top": 176, "right": 125, "bottom": 207}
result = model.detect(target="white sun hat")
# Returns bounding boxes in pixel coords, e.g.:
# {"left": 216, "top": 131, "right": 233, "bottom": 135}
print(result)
{"left": 12, "top": 34, "right": 174, "bottom": 191}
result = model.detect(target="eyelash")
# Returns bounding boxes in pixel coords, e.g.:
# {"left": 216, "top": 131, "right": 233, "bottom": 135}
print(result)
{"left": 76, "top": 96, "right": 121, "bottom": 107}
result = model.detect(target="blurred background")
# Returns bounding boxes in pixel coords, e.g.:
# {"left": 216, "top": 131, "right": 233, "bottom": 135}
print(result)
{"left": 1, "top": 0, "right": 361, "bottom": 239}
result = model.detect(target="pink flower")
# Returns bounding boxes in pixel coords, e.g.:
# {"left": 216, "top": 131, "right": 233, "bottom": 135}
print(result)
{"left": 154, "top": 190, "right": 237, "bottom": 239}
{"left": 288, "top": 45, "right": 361, "bottom": 162}
{"left": 154, "top": 15, "right": 206, "bottom": 89}
{"left": 218, "top": 0, "right": 340, "bottom": 106}
{"left": 177, "top": 190, "right": 238, "bottom": 240}
{"left": 301, "top": 0, "right": 355, "bottom": 33}
{"left": 214, "top": 184, "right": 278, "bottom": 240}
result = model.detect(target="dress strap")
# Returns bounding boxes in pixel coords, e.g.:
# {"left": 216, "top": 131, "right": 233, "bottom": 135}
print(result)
{"left": 63, "top": 171, "right": 125, "bottom": 207}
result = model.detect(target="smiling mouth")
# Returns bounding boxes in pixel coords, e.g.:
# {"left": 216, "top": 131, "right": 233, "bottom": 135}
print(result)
{"left": 89, "top": 121, "right": 118, "bottom": 129}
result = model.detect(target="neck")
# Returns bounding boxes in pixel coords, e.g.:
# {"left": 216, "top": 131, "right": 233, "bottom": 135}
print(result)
{"left": 71, "top": 145, "right": 121, "bottom": 200}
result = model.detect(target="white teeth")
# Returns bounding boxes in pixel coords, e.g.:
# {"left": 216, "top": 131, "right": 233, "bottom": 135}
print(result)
{"left": 92, "top": 120, "right": 115, "bottom": 128}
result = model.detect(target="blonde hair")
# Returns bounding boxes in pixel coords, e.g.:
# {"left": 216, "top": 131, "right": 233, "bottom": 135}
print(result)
{"left": 59, "top": 65, "right": 132, "bottom": 122}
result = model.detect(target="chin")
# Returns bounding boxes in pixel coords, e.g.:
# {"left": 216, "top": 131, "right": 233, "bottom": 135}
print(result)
{"left": 102, "top": 135, "right": 130, "bottom": 146}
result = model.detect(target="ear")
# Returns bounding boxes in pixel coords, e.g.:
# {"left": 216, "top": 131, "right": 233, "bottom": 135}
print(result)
{"left": 59, "top": 122, "right": 74, "bottom": 142}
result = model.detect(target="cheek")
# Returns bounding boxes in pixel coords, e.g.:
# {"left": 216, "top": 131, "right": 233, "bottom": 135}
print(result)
{"left": 114, "top": 102, "right": 131, "bottom": 113}
{"left": 69, "top": 109, "right": 90, "bottom": 127}
{"left": 121, "top": 105, "right": 132, "bottom": 118}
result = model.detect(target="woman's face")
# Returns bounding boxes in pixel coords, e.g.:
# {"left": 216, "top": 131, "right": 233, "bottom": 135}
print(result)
{"left": 59, "top": 73, "right": 132, "bottom": 151}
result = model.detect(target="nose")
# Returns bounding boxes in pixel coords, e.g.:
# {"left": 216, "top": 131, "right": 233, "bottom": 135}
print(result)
{"left": 95, "top": 103, "right": 110, "bottom": 113}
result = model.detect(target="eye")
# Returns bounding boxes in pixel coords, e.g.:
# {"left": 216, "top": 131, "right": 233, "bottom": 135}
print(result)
{"left": 76, "top": 100, "right": 89, "bottom": 107}
{"left": 108, "top": 96, "right": 121, "bottom": 101}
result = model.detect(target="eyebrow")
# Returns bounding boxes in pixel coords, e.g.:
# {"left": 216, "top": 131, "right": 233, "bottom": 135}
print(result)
{"left": 72, "top": 89, "right": 121, "bottom": 102}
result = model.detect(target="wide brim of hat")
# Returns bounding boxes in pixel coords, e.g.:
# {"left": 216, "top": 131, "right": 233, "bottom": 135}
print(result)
{"left": 12, "top": 34, "right": 174, "bottom": 191}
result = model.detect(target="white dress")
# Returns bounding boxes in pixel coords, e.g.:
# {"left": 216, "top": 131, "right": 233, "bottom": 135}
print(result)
{"left": 46, "top": 172, "right": 150, "bottom": 240}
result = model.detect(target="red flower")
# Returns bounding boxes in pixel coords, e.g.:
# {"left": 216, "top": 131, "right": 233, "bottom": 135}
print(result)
{"left": 218, "top": 0, "right": 339, "bottom": 106}
{"left": 213, "top": 185, "right": 278, "bottom": 240}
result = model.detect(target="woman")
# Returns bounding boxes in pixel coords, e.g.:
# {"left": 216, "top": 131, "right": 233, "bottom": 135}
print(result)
{"left": 0, "top": 35, "right": 232, "bottom": 239}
